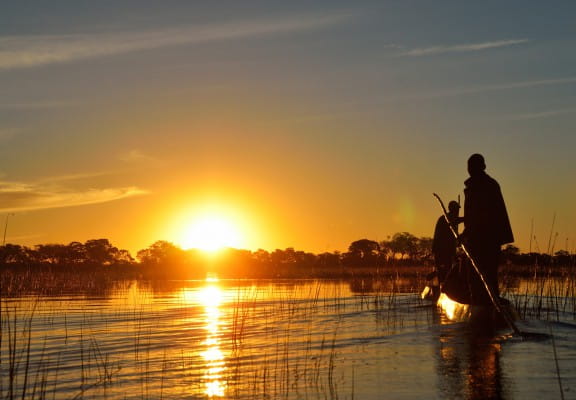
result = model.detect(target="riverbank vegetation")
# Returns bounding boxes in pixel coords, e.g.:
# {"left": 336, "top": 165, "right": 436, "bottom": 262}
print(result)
{"left": 1, "top": 232, "right": 574, "bottom": 295}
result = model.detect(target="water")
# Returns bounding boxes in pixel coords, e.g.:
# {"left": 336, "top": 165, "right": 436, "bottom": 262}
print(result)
{"left": 1, "top": 278, "right": 576, "bottom": 399}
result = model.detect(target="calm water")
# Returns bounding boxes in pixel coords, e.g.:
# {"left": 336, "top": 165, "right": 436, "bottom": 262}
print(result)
{"left": 1, "top": 278, "right": 576, "bottom": 399}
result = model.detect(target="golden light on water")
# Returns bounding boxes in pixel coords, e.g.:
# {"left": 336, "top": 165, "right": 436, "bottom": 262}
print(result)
{"left": 205, "top": 379, "right": 226, "bottom": 398}
{"left": 202, "top": 347, "right": 224, "bottom": 362}
{"left": 199, "top": 285, "right": 224, "bottom": 308}
{"left": 198, "top": 283, "right": 227, "bottom": 397}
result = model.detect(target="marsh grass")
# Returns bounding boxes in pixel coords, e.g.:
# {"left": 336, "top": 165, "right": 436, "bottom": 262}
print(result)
{"left": 0, "top": 274, "right": 441, "bottom": 400}
{"left": 500, "top": 264, "right": 576, "bottom": 321}
{"left": 1, "top": 262, "right": 574, "bottom": 399}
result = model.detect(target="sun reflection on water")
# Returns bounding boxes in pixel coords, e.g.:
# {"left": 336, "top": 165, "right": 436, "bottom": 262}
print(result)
{"left": 197, "top": 282, "right": 227, "bottom": 397}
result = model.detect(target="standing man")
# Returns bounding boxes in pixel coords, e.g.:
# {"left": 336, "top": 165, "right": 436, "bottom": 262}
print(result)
{"left": 463, "top": 154, "right": 514, "bottom": 303}
{"left": 432, "top": 200, "right": 462, "bottom": 285}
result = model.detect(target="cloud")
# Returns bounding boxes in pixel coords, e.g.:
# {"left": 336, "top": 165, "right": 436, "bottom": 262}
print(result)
{"left": 0, "top": 13, "right": 355, "bottom": 70}
{"left": 0, "top": 101, "right": 77, "bottom": 110}
{"left": 502, "top": 108, "right": 576, "bottom": 121}
{"left": 0, "top": 180, "right": 148, "bottom": 213}
{"left": 118, "top": 149, "right": 158, "bottom": 163}
{"left": 400, "top": 39, "right": 529, "bottom": 57}
{"left": 401, "top": 77, "right": 576, "bottom": 99}
{"left": 36, "top": 171, "right": 120, "bottom": 184}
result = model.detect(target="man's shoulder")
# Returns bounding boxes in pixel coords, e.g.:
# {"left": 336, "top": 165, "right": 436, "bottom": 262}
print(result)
{"left": 484, "top": 173, "right": 501, "bottom": 190}
{"left": 466, "top": 173, "right": 500, "bottom": 190}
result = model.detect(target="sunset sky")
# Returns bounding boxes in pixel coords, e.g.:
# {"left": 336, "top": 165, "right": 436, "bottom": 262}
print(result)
{"left": 1, "top": 1, "right": 575, "bottom": 255}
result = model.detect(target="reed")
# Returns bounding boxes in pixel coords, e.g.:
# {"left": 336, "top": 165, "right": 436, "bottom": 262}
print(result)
{"left": 1, "top": 267, "right": 574, "bottom": 399}
{"left": 501, "top": 262, "right": 576, "bottom": 321}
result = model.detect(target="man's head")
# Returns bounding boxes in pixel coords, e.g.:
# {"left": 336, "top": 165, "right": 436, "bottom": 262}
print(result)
{"left": 467, "top": 153, "right": 486, "bottom": 176}
{"left": 448, "top": 200, "right": 460, "bottom": 214}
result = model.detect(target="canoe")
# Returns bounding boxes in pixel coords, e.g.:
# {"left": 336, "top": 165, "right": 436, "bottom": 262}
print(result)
{"left": 423, "top": 286, "right": 517, "bottom": 332}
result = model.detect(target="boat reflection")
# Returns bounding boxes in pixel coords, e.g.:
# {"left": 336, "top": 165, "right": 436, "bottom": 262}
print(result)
{"left": 198, "top": 283, "right": 227, "bottom": 397}
{"left": 435, "top": 323, "right": 506, "bottom": 400}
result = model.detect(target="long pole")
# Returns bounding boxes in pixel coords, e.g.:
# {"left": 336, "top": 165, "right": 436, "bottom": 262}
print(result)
{"left": 433, "top": 193, "right": 521, "bottom": 336}
{"left": 3, "top": 213, "right": 13, "bottom": 246}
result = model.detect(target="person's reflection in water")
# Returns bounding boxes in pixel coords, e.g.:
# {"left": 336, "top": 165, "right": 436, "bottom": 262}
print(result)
{"left": 436, "top": 326, "right": 506, "bottom": 400}
{"left": 468, "top": 339, "right": 503, "bottom": 400}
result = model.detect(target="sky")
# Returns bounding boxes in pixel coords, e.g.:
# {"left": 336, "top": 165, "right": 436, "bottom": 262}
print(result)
{"left": 1, "top": 1, "right": 575, "bottom": 256}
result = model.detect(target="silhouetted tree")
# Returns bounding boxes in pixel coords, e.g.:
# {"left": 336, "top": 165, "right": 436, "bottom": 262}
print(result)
{"left": 35, "top": 244, "right": 68, "bottom": 264}
{"left": 378, "top": 239, "right": 394, "bottom": 262}
{"left": 271, "top": 248, "right": 297, "bottom": 266}
{"left": 554, "top": 250, "right": 572, "bottom": 266}
{"left": 317, "top": 252, "right": 342, "bottom": 268}
{"left": 0, "top": 244, "right": 30, "bottom": 264}
{"left": 67, "top": 241, "right": 87, "bottom": 264}
{"left": 348, "top": 239, "right": 380, "bottom": 258}
{"left": 345, "top": 239, "right": 380, "bottom": 267}
{"left": 415, "top": 237, "right": 433, "bottom": 263}
{"left": 137, "top": 240, "right": 187, "bottom": 266}
{"left": 387, "top": 232, "right": 418, "bottom": 260}
{"left": 84, "top": 239, "right": 121, "bottom": 265}
{"left": 252, "top": 249, "right": 271, "bottom": 266}
{"left": 502, "top": 244, "right": 520, "bottom": 264}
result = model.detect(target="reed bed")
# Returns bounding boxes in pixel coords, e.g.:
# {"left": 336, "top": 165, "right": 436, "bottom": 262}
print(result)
{"left": 1, "top": 262, "right": 575, "bottom": 399}
{"left": 500, "top": 265, "right": 576, "bottom": 321}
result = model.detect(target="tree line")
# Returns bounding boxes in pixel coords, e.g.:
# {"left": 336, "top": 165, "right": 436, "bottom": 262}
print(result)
{"left": 1, "top": 232, "right": 573, "bottom": 277}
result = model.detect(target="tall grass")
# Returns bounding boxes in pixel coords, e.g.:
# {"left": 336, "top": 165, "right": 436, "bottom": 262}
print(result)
{"left": 501, "top": 264, "right": 576, "bottom": 321}
{"left": 1, "top": 265, "right": 574, "bottom": 399}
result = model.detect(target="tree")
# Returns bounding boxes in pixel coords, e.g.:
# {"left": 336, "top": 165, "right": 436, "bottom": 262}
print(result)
{"left": 271, "top": 248, "right": 297, "bottom": 266}
{"left": 348, "top": 239, "right": 380, "bottom": 258}
{"left": 0, "top": 244, "right": 30, "bottom": 264}
{"left": 137, "top": 240, "right": 187, "bottom": 265}
{"left": 67, "top": 241, "right": 87, "bottom": 264}
{"left": 84, "top": 239, "right": 121, "bottom": 265}
{"left": 35, "top": 244, "right": 69, "bottom": 264}
{"left": 415, "top": 237, "right": 433, "bottom": 263}
{"left": 554, "top": 250, "right": 572, "bottom": 266}
{"left": 502, "top": 244, "right": 520, "bottom": 264}
{"left": 252, "top": 249, "right": 271, "bottom": 266}
{"left": 378, "top": 239, "right": 394, "bottom": 262}
{"left": 387, "top": 232, "right": 419, "bottom": 260}
{"left": 345, "top": 239, "right": 380, "bottom": 267}
{"left": 317, "top": 252, "right": 341, "bottom": 268}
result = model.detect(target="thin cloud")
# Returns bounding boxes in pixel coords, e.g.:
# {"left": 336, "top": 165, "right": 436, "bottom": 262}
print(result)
{"left": 402, "top": 77, "right": 576, "bottom": 100}
{"left": 0, "top": 13, "right": 355, "bottom": 70}
{"left": 0, "top": 101, "right": 77, "bottom": 110}
{"left": 0, "top": 180, "right": 148, "bottom": 213}
{"left": 35, "top": 171, "right": 120, "bottom": 184}
{"left": 502, "top": 108, "right": 576, "bottom": 121}
{"left": 118, "top": 149, "right": 158, "bottom": 164}
{"left": 400, "top": 39, "right": 529, "bottom": 57}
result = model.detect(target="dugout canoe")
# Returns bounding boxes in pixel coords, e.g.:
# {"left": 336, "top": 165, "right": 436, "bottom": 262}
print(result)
{"left": 422, "top": 285, "right": 518, "bottom": 331}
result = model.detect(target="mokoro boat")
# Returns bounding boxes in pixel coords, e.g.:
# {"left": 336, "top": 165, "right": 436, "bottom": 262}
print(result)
{"left": 422, "top": 285, "right": 518, "bottom": 331}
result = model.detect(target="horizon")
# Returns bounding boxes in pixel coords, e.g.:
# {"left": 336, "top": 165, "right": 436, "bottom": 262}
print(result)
{"left": 0, "top": 231, "right": 567, "bottom": 259}
{"left": 1, "top": 1, "right": 575, "bottom": 256}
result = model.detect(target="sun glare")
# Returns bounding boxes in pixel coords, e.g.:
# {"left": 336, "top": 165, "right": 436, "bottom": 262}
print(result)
{"left": 181, "top": 215, "right": 242, "bottom": 252}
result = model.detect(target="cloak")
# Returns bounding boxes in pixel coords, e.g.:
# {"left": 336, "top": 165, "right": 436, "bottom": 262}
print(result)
{"left": 463, "top": 172, "right": 514, "bottom": 246}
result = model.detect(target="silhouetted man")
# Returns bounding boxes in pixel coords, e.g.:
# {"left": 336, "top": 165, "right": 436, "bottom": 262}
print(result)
{"left": 463, "top": 154, "right": 514, "bottom": 303}
{"left": 432, "top": 200, "right": 463, "bottom": 284}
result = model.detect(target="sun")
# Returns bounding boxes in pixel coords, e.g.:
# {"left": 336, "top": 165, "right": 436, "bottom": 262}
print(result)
{"left": 181, "top": 215, "right": 242, "bottom": 252}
